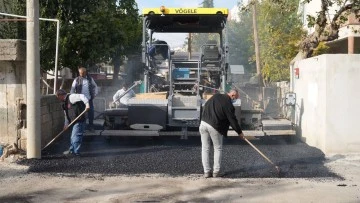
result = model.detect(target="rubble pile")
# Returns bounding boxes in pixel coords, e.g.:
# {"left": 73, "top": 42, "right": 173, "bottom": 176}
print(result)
{"left": 0, "top": 143, "right": 24, "bottom": 162}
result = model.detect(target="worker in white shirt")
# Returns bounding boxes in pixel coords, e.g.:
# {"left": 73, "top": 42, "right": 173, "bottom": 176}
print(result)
{"left": 56, "top": 89, "right": 90, "bottom": 156}
{"left": 111, "top": 82, "right": 136, "bottom": 108}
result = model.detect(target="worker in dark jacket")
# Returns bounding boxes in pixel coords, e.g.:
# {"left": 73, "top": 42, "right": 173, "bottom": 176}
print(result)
{"left": 70, "top": 66, "right": 98, "bottom": 132}
{"left": 148, "top": 40, "right": 168, "bottom": 70}
{"left": 200, "top": 89, "right": 244, "bottom": 178}
{"left": 56, "top": 89, "right": 90, "bottom": 156}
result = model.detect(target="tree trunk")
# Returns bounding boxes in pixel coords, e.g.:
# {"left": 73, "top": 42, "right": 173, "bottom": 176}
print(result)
{"left": 292, "top": 25, "right": 340, "bottom": 65}
{"left": 113, "top": 56, "right": 121, "bottom": 83}
{"left": 291, "top": 0, "right": 358, "bottom": 64}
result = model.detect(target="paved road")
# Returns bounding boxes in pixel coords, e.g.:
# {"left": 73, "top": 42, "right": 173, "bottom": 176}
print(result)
{"left": 19, "top": 132, "right": 340, "bottom": 179}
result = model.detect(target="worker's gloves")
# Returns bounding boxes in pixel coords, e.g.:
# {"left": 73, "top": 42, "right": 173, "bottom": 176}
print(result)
{"left": 239, "top": 132, "right": 245, "bottom": 140}
{"left": 109, "top": 102, "right": 117, "bottom": 109}
{"left": 85, "top": 103, "right": 91, "bottom": 111}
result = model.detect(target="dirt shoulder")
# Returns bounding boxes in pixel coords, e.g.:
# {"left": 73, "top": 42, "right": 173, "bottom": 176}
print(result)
{"left": 0, "top": 153, "right": 359, "bottom": 202}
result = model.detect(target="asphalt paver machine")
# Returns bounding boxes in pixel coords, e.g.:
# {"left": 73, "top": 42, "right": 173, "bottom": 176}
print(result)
{"left": 101, "top": 7, "right": 232, "bottom": 138}
{"left": 98, "top": 6, "right": 295, "bottom": 139}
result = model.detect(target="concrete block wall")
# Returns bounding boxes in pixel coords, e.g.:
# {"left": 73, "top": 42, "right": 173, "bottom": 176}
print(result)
{"left": 292, "top": 54, "right": 360, "bottom": 154}
{"left": 292, "top": 56, "right": 327, "bottom": 152}
{"left": 325, "top": 55, "right": 360, "bottom": 153}
{"left": 0, "top": 40, "right": 26, "bottom": 146}
{"left": 0, "top": 39, "right": 26, "bottom": 61}
{"left": 0, "top": 39, "right": 65, "bottom": 151}
{"left": 17, "top": 96, "right": 64, "bottom": 151}
{"left": 38, "top": 95, "right": 64, "bottom": 150}
{"left": 52, "top": 78, "right": 123, "bottom": 118}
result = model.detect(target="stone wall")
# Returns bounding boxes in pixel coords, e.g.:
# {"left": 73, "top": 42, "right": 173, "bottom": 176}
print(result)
{"left": 292, "top": 54, "right": 360, "bottom": 154}
{"left": 0, "top": 39, "right": 26, "bottom": 61}
{"left": 0, "top": 39, "right": 65, "bottom": 150}
{"left": 0, "top": 40, "right": 26, "bottom": 147}
{"left": 37, "top": 95, "right": 64, "bottom": 150}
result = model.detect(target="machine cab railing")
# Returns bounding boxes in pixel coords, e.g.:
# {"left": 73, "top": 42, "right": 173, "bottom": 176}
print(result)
{"left": 201, "top": 40, "right": 222, "bottom": 67}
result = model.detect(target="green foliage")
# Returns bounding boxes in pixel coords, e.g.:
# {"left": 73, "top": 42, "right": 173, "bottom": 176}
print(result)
{"left": 0, "top": 0, "right": 26, "bottom": 39}
{"left": 196, "top": 0, "right": 304, "bottom": 83}
{"left": 231, "top": 0, "right": 303, "bottom": 83}
{"left": 189, "top": 33, "right": 219, "bottom": 52}
{"left": 55, "top": 0, "right": 142, "bottom": 72}
{"left": 200, "top": 0, "right": 214, "bottom": 8}
{"left": 188, "top": 0, "right": 216, "bottom": 52}
{"left": 311, "top": 42, "right": 330, "bottom": 56}
{"left": 1, "top": 0, "right": 142, "bottom": 72}
{"left": 299, "top": 0, "right": 359, "bottom": 58}
{"left": 227, "top": 12, "right": 255, "bottom": 74}
{"left": 256, "top": 0, "right": 304, "bottom": 84}
{"left": 306, "top": 15, "right": 316, "bottom": 28}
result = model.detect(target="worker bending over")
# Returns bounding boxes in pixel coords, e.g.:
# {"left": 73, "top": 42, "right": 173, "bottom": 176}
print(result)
{"left": 111, "top": 82, "right": 136, "bottom": 108}
{"left": 56, "top": 89, "right": 90, "bottom": 156}
{"left": 200, "top": 89, "right": 244, "bottom": 178}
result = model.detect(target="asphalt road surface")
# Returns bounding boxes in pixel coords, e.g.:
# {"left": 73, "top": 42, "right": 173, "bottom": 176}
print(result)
{"left": 19, "top": 131, "right": 340, "bottom": 179}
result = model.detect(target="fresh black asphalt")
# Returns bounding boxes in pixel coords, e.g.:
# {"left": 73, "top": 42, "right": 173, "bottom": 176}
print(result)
{"left": 18, "top": 130, "right": 341, "bottom": 179}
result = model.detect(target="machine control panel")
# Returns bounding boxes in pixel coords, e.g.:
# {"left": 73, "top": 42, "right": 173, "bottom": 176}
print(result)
{"left": 285, "top": 92, "right": 296, "bottom": 106}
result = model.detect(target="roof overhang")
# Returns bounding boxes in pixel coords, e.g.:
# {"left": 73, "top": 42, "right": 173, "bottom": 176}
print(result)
{"left": 326, "top": 36, "right": 360, "bottom": 54}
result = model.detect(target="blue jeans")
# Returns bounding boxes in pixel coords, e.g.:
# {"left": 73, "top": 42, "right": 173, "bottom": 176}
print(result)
{"left": 88, "top": 100, "right": 94, "bottom": 127}
{"left": 69, "top": 121, "right": 85, "bottom": 154}
{"left": 199, "top": 121, "right": 223, "bottom": 174}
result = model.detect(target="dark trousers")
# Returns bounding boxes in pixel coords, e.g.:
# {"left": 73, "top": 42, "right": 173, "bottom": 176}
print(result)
{"left": 88, "top": 99, "right": 94, "bottom": 127}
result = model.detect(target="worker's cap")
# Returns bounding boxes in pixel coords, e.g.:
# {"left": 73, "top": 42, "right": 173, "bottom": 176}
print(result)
{"left": 123, "top": 82, "right": 131, "bottom": 88}
{"left": 154, "top": 40, "right": 167, "bottom": 45}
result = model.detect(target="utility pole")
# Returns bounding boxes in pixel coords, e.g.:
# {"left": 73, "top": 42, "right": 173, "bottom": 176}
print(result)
{"left": 188, "top": 33, "right": 192, "bottom": 59}
{"left": 26, "top": 0, "right": 41, "bottom": 159}
{"left": 252, "top": 1, "right": 262, "bottom": 87}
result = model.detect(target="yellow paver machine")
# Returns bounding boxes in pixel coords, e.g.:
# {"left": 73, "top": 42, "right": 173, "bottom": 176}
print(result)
{"left": 94, "top": 6, "right": 295, "bottom": 140}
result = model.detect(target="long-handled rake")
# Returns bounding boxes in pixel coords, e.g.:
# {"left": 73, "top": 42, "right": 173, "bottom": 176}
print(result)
{"left": 42, "top": 109, "right": 88, "bottom": 151}
{"left": 242, "top": 137, "right": 281, "bottom": 175}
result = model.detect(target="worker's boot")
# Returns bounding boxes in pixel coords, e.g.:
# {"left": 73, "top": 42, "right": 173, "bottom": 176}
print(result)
{"left": 213, "top": 171, "right": 225, "bottom": 178}
{"left": 204, "top": 172, "right": 212, "bottom": 178}
{"left": 63, "top": 149, "right": 73, "bottom": 156}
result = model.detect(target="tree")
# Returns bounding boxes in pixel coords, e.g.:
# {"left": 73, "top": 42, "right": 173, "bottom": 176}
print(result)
{"left": 227, "top": 12, "right": 255, "bottom": 74}
{"left": 56, "top": 0, "right": 142, "bottom": 78}
{"left": 237, "top": 0, "right": 304, "bottom": 84}
{"left": 110, "top": 0, "right": 142, "bottom": 81}
{"left": 1, "top": 0, "right": 142, "bottom": 80}
{"left": 201, "top": 0, "right": 214, "bottom": 7}
{"left": 257, "top": 0, "right": 304, "bottom": 84}
{"left": 0, "top": 0, "right": 26, "bottom": 40}
{"left": 237, "top": 0, "right": 359, "bottom": 83}
{"left": 293, "top": 0, "right": 360, "bottom": 62}
{"left": 188, "top": 0, "right": 216, "bottom": 52}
